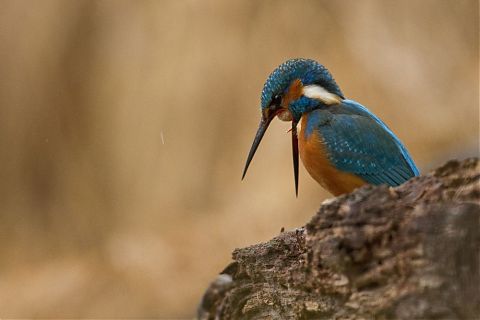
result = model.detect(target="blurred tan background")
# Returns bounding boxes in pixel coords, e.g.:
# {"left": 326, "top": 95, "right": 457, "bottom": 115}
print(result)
{"left": 0, "top": 0, "right": 477, "bottom": 317}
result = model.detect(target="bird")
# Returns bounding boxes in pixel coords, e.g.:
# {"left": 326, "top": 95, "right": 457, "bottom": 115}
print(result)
{"left": 242, "top": 58, "right": 419, "bottom": 196}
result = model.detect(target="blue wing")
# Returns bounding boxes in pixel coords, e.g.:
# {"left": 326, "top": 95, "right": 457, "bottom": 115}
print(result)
{"left": 305, "top": 100, "right": 419, "bottom": 186}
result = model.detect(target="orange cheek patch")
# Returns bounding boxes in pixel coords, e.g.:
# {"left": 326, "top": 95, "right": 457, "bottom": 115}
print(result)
{"left": 282, "top": 79, "right": 303, "bottom": 109}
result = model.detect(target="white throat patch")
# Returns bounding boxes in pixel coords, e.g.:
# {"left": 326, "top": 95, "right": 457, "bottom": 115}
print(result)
{"left": 302, "top": 85, "right": 342, "bottom": 105}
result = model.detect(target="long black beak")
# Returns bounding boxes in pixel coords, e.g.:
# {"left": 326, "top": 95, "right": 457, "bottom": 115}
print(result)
{"left": 291, "top": 121, "right": 299, "bottom": 197}
{"left": 242, "top": 112, "right": 275, "bottom": 181}
{"left": 242, "top": 112, "right": 300, "bottom": 197}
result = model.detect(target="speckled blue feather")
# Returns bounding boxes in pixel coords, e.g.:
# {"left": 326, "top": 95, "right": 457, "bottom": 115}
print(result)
{"left": 304, "top": 100, "right": 419, "bottom": 186}
{"left": 261, "top": 59, "right": 343, "bottom": 110}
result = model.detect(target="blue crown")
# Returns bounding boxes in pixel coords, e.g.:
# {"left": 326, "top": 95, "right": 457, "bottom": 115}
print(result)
{"left": 260, "top": 58, "right": 343, "bottom": 109}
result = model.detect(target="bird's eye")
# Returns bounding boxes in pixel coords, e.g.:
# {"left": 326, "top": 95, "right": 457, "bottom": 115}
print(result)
{"left": 270, "top": 94, "right": 282, "bottom": 108}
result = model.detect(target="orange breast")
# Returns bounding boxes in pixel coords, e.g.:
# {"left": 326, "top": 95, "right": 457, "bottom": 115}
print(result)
{"left": 299, "top": 114, "right": 366, "bottom": 196}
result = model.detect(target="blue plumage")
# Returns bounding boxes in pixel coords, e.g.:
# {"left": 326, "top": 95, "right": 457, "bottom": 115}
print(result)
{"left": 261, "top": 59, "right": 343, "bottom": 110}
{"left": 304, "top": 100, "right": 419, "bottom": 186}
{"left": 243, "top": 58, "right": 420, "bottom": 196}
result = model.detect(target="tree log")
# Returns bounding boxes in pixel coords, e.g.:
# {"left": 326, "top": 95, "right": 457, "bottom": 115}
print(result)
{"left": 198, "top": 158, "right": 479, "bottom": 320}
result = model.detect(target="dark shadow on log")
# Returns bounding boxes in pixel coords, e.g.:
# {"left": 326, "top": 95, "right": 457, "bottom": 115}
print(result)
{"left": 198, "top": 158, "right": 479, "bottom": 320}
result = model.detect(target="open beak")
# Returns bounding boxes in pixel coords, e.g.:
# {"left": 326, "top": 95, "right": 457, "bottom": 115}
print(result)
{"left": 241, "top": 111, "right": 275, "bottom": 181}
{"left": 291, "top": 121, "right": 299, "bottom": 196}
{"left": 242, "top": 110, "right": 299, "bottom": 197}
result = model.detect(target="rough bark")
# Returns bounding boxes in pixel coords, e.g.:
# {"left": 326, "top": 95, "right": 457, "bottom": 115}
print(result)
{"left": 198, "top": 158, "right": 480, "bottom": 320}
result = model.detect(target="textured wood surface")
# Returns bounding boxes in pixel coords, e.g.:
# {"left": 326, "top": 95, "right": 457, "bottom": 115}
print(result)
{"left": 198, "top": 158, "right": 479, "bottom": 320}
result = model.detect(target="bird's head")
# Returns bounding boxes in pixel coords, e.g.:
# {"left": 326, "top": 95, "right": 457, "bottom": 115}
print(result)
{"left": 242, "top": 58, "right": 344, "bottom": 195}
{"left": 261, "top": 58, "right": 344, "bottom": 122}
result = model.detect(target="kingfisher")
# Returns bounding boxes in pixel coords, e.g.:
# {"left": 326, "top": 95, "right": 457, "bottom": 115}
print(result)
{"left": 242, "top": 58, "right": 419, "bottom": 196}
